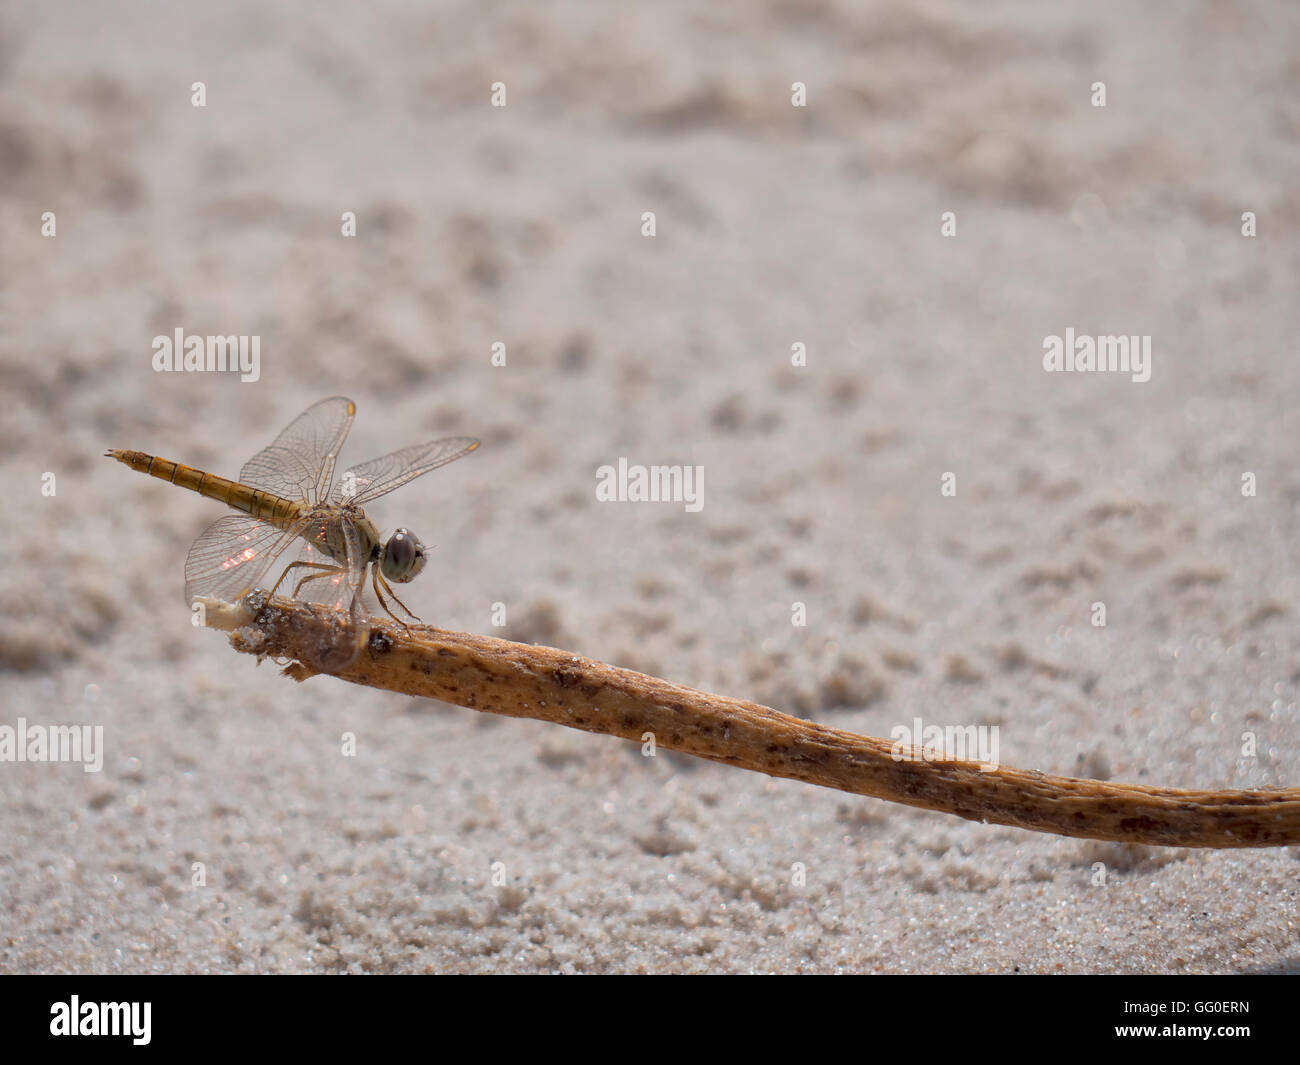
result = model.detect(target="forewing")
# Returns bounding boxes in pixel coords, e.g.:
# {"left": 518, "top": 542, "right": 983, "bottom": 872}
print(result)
{"left": 336, "top": 437, "right": 479, "bottom": 505}
{"left": 184, "top": 514, "right": 303, "bottom": 606}
{"left": 239, "top": 396, "right": 356, "bottom": 504}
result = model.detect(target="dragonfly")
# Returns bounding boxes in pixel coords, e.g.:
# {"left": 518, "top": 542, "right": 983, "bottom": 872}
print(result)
{"left": 106, "top": 396, "right": 479, "bottom": 632}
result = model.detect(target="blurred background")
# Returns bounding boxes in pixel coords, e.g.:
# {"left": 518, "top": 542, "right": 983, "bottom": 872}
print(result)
{"left": 0, "top": 1, "right": 1297, "bottom": 972}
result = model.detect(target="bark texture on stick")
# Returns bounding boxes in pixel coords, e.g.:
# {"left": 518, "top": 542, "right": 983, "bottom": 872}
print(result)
{"left": 203, "top": 596, "right": 1300, "bottom": 849}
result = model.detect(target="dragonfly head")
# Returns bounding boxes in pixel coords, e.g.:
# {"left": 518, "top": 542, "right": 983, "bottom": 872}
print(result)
{"left": 379, "top": 527, "right": 427, "bottom": 583}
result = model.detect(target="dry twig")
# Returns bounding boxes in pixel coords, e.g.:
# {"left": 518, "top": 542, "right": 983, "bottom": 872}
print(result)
{"left": 200, "top": 595, "right": 1300, "bottom": 849}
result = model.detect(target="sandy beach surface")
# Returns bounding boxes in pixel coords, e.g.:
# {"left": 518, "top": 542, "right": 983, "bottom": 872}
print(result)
{"left": 1, "top": 1, "right": 1298, "bottom": 973}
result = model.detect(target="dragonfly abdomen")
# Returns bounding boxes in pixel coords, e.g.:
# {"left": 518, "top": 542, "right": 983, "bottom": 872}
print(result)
{"left": 104, "top": 450, "right": 303, "bottom": 527}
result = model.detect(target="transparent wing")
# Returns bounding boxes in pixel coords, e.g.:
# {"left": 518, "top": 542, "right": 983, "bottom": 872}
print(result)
{"left": 287, "top": 515, "right": 369, "bottom": 671}
{"left": 239, "top": 396, "right": 356, "bottom": 505}
{"left": 184, "top": 514, "right": 305, "bottom": 606}
{"left": 335, "top": 437, "right": 479, "bottom": 505}
{"left": 288, "top": 512, "right": 368, "bottom": 612}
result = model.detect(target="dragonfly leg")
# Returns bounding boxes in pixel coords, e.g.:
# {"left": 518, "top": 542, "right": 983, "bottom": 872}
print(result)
{"left": 372, "top": 568, "right": 422, "bottom": 625}
{"left": 267, "top": 560, "right": 339, "bottom": 600}
{"left": 291, "top": 564, "right": 345, "bottom": 598}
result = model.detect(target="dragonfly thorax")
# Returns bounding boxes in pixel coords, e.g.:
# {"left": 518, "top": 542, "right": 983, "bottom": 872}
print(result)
{"left": 301, "top": 506, "right": 426, "bottom": 585}
{"left": 304, "top": 504, "right": 382, "bottom": 567}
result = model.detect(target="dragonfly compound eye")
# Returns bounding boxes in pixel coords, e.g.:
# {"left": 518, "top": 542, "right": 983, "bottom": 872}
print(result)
{"left": 382, "top": 528, "right": 426, "bottom": 582}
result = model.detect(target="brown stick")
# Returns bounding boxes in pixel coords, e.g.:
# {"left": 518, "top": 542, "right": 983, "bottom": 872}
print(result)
{"left": 201, "top": 595, "right": 1300, "bottom": 848}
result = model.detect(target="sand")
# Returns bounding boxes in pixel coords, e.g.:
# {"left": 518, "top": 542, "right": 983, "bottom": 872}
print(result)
{"left": 0, "top": 0, "right": 1297, "bottom": 973}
